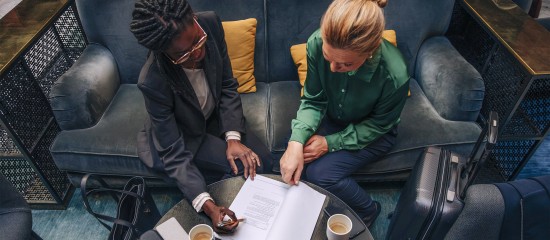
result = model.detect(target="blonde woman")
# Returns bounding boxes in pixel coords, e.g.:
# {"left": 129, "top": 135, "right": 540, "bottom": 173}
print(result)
{"left": 280, "top": 0, "right": 409, "bottom": 227}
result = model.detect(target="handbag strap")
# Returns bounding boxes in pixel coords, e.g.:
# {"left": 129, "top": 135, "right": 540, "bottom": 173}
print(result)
{"left": 81, "top": 174, "right": 119, "bottom": 202}
{"left": 80, "top": 174, "right": 144, "bottom": 232}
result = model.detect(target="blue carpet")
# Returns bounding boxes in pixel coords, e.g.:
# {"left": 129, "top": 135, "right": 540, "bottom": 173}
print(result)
{"left": 32, "top": 183, "right": 401, "bottom": 239}
{"left": 517, "top": 135, "right": 550, "bottom": 179}
{"left": 32, "top": 188, "right": 183, "bottom": 240}
{"left": 361, "top": 182, "right": 403, "bottom": 240}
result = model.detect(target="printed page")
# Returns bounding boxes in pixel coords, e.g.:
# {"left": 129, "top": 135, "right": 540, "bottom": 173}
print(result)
{"left": 266, "top": 182, "right": 326, "bottom": 240}
{"left": 223, "top": 175, "right": 290, "bottom": 240}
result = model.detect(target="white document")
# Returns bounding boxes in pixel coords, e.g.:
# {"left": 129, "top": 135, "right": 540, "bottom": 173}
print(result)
{"left": 223, "top": 175, "right": 326, "bottom": 240}
{"left": 155, "top": 217, "right": 189, "bottom": 240}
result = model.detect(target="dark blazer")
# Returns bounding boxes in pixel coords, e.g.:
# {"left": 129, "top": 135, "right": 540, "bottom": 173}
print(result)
{"left": 136, "top": 11, "right": 245, "bottom": 202}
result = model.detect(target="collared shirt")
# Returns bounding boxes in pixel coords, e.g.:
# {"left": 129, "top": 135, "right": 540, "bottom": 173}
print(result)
{"left": 182, "top": 67, "right": 215, "bottom": 119}
{"left": 289, "top": 30, "right": 410, "bottom": 151}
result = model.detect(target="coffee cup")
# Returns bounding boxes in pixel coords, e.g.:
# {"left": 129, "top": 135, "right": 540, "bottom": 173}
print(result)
{"left": 188, "top": 224, "right": 214, "bottom": 240}
{"left": 326, "top": 214, "right": 352, "bottom": 240}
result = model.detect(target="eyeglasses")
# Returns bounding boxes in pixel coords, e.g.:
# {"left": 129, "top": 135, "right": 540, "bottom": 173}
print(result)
{"left": 166, "top": 18, "right": 208, "bottom": 65}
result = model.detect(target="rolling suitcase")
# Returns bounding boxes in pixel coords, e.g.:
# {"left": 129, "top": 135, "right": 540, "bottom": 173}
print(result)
{"left": 386, "top": 111, "right": 499, "bottom": 240}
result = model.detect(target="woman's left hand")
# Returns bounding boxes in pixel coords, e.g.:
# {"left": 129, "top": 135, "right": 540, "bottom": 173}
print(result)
{"left": 303, "top": 135, "right": 328, "bottom": 163}
{"left": 226, "top": 140, "right": 260, "bottom": 179}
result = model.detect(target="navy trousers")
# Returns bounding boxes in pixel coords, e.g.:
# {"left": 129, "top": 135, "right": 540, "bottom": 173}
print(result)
{"left": 303, "top": 118, "right": 397, "bottom": 218}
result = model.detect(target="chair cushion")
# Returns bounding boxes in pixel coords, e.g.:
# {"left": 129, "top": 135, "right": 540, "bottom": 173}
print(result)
{"left": 222, "top": 18, "right": 258, "bottom": 93}
{"left": 268, "top": 81, "right": 302, "bottom": 152}
{"left": 240, "top": 82, "right": 269, "bottom": 148}
{"left": 50, "top": 84, "right": 155, "bottom": 177}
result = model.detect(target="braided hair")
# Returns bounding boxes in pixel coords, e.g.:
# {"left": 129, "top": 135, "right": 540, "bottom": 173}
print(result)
{"left": 130, "top": 0, "right": 194, "bottom": 51}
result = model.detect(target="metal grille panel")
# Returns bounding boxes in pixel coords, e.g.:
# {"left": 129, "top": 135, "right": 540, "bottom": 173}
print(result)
{"left": 30, "top": 122, "right": 70, "bottom": 199}
{"left": 0, "top": 157, "right": 55, "bottom": 202}
{"left": 0, "top": 62, "right": 52, "bottom": 150}
{"left": 24, "top": 28, "right": 62, "bottom": 80}
{"left": 503, "top": 78, "right": 550, "bottom": 137}
{"left": 491, "top": 140, "right": 535, "bottom": 179}
{"left": 0, "top": 2, "right": 85, "bottom": 208}
{"left": 480, "top": 47, "right": 528, "bottom": 125}
{"left": 462, "top": 21, "right": 494, "bottom": 72}
{"left": 24, "top": 178, "right": 56, "bottom": 202}
{"left": 0, "top": 156, "right": 37, "bottom": 192}
{"left": 54, "top": 6, "right": 86, "bottom": 54}
{"left": 0, "top": 128, "right": 20, "bottom": 154}
{"left": 447, "top": 9, "right": 494, "bottom": 72}
{"left": 447, "top": 2, "right": 550, "bottom": 180}
{"left": 37, "top": 54, "right": 71, "bottom": 97}
{"left": 446, "top": 1, "right": 469, "bottom": 36}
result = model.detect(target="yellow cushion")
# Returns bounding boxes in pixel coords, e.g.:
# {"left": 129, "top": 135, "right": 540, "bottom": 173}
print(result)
{"left": 290, "top": 43, "right": 308, "bottom": 95}
{"left": 222, "top": 18, "right": 257, "bottom": 93}
{"left": 290, "top": 30, "right": 399, "bottom": 96}
{"left": 382, "top": 30, "right": 397, "bottom": 47}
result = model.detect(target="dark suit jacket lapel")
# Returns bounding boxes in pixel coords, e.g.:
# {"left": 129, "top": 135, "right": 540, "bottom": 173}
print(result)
{"left": 203, "top": 37, "right": 219, "bottom": 103}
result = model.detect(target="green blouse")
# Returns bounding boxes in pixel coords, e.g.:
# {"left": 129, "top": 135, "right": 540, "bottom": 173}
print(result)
{"left": 289, "top": 30, "right": 410, "bottom": 152}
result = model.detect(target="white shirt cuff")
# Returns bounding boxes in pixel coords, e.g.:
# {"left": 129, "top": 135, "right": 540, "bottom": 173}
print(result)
{"left": 192, "top": 192, "right": 214, "bottom": 212}
{"left": 225, "top": 131, "right": 241, "bottom": 141}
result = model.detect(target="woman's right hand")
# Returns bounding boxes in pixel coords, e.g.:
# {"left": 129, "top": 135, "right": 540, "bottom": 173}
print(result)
{"left": 202, "top": 200, "right": 239, "bottom": 233}
{"left": 279, "top": 141, "right": 305, "bottom": 185}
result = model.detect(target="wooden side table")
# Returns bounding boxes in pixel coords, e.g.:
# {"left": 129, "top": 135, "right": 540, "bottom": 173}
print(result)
{"left": 447, "top": 0, "right": 550, "bottom": 180}
{"left": 0, "top": 0, "right": 87, "bottom": 209}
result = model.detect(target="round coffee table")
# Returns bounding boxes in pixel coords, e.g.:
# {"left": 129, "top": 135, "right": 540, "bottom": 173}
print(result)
{"left": 157, "top": 174, "right": 373, "bottom": 239}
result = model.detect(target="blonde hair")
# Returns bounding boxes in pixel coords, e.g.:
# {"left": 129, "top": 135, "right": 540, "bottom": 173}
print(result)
{"left": 321, "top": 0, "right": 387, "bottom": 55}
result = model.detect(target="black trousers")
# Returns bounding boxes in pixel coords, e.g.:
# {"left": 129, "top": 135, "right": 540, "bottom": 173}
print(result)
{"left": 194, "top": 132, "right": 274, "bottom": 184}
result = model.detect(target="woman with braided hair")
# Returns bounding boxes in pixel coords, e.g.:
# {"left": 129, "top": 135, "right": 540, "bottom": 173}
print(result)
{"left": 280, "top": 0, "right": 409, "bottom": 228}
{"left": 130, "top": 0, "right": 272, "bottom": 233}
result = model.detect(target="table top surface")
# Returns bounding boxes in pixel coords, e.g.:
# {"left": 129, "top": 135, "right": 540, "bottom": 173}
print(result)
{"left": 462, "top": 0, "right": 550, "bottom": 75}
{"left": 0, "top": 0, "right": 71, "bottom": 75}
{"left": 157, "top": 174, "right": 373, "bottom": 240}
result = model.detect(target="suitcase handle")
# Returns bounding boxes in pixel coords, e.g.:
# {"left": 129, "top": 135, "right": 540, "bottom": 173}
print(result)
{"left": 447, "top": 155, "right": 460, "bottom": 202}
{"left": 460, "top": 111, "right": 499, "bottom": 198}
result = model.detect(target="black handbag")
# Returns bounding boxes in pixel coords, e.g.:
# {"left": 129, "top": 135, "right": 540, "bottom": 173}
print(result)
{"left": 81, "top": 174, "right": 161, "bottom": 240}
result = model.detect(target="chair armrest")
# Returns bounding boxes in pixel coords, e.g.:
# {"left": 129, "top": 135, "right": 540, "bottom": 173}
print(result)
{"left": 415, "top": 36, "right": 484, "bottom": 122}
{"left": 49, "top": 44, "right": 120, "bottom": 130}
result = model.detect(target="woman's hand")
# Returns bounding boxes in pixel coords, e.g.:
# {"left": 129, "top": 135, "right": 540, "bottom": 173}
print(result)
{"left": 279, "top": 141, "right": 304, "bottom": 185}
{"left": 226, "top": 140, "right": 260, "bottom": 179}
{"left": 303, "top": 135, "right": 328, "bottom": 163}
{"left": 202, "top": 200, "right": 239, "bottom": 233}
